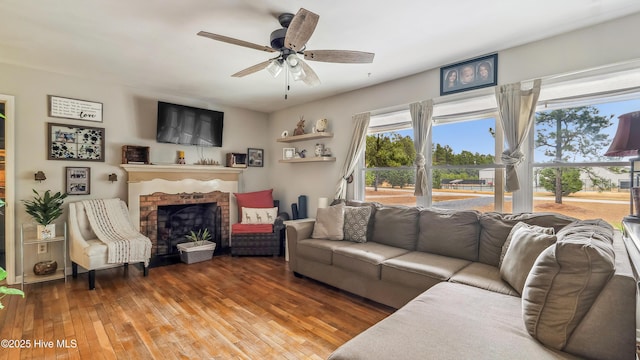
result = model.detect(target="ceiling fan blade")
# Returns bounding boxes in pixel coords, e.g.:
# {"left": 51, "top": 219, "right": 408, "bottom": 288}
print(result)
{"left": 304, "top": 50, "right": 375, "bottom": 63}
{"left": 299, "top": 60, "right": 321, "bottom": 87}
{"left": 284, "top": 8, "right": 319, "bottom": 51}
{"left": 197, "top": 31, "right": 276, "bottom": 53}
{"left": 231, "top": 60, "right": 273, "bottom": 77}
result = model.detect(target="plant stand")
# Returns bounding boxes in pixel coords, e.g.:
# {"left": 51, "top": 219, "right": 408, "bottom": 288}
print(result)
{"left": 176, "top": 241, "right": 216, "bottom": 264}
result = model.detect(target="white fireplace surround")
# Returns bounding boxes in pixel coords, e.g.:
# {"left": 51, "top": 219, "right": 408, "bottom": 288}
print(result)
{"left": 121, "top": 164, "right": 243, "bottom": 232}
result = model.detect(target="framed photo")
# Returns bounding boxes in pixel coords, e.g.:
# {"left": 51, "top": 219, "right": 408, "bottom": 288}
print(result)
{"left": 440, "top": 54, "right": 498, "bottom": 96}
{"left": 48, "top": 122, "right": 105, "bottom": 161}
{"left": 48, "top": 95, "right": 103, "bottom": 122}
{"left": 65, "top": 167, "right": 90, "bottom": 195}
{"left": 247, "top": 148, "right": 264, "bottom": 167}
{"left": 283, "top": 147, "right": 296, "bottom": 160}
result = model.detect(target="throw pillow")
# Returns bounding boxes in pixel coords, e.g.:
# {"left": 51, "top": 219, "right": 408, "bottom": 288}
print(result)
{"left": 241, "top": 207, "right": 278, "bottom": 224}
{"left": 234, "top": 189, "right": 274, "bottom": 222}
{"left": 499, "top": 222, "right": 555, "bottom": 267}
{"left": 311, "top": 204, "right": 345, "bottom": 240}
{"left": 500, "top": 224, "right": 557, "bottom": 295}
{"left": 522, "top": 231, "right": 615, "bottom": 350}
{"left": 343, "top": 206, "right": 371, "bottom": 243}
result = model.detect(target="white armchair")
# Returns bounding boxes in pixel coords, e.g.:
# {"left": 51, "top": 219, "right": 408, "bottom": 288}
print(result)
{"left": 68, "top": 199, "right": 150, "bottom": 290}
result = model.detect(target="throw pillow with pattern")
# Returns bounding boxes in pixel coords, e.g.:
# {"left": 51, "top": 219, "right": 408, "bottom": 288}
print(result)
{"left": 343, "top": 206, "right": 371, "bottom": 243}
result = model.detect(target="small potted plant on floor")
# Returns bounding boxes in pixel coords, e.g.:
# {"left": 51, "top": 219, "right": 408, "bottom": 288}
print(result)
{"left": 22, "top": 189, "right": 68, "bottom": 240}
{"left": 176, "top": 228, "right": 216, "bottom": 264}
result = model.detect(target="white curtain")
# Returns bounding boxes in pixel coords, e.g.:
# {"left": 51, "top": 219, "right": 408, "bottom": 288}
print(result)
{"left": 495, "top": 79, "right": 541, "bottom": 192}
{"left": 410, "top": 100, "right": 434, "bottom": 196}
{"left": 335, "top": 112, "right": 370, "bottom": 200}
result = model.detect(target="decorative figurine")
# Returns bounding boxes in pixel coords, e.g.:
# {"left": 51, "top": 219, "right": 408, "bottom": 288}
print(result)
{"left": 293, "top": 116, "right": 306, "bottom": 136}
{"left": 315, "top": 118, "right": 328, "bottom": 132}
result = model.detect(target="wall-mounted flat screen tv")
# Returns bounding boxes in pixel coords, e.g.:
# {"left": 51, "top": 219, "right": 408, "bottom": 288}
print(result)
{"left": 156, "top": 101, "right": 224, "bottom": 147}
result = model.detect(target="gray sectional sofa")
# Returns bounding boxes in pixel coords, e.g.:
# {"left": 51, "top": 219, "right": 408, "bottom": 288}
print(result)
{"left": 285, "top": 201, "right": 636, "bottom": 360}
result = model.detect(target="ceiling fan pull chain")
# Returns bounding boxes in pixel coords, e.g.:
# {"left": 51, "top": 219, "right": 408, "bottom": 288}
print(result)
{"left": 285, "top": 65, "right": 290, "bottom": 100}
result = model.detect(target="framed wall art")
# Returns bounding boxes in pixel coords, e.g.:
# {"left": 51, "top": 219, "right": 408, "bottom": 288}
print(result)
{"left": 65, "top": 167, "right": 91, "bottom": 195}
{"left": 247, "top": 148, "right": 264, "bottom": 167}
{"left": 48, "top": 123, "right": 105, "bottom": 162}
{"left": 48, "top": 95, "right": 103, "bottom": 122}
{"left": 440, "top": 53, "right": 498, "bottom": 96}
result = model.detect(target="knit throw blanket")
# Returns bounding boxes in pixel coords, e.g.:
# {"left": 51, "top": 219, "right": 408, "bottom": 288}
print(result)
{"left": 82, "top": 199, "right": 152, "bottom": 267}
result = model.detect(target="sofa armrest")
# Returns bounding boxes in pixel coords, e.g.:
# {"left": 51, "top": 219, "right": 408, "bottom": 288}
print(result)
{"left": 285, "top": 220, "right": 315, "bottom": 271}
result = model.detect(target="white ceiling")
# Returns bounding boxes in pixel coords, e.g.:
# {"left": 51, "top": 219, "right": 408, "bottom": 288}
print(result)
{"left": 1, "top": 0, "right": 640, "bottom": 113}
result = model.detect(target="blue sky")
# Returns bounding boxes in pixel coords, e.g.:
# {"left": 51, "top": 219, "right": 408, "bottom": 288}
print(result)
{"left": 393, "top": 97, "right": 640, "bottom": 161}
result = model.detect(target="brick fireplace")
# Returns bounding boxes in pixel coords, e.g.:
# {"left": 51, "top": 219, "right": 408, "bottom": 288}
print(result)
{"left": 140, "top": 191, "right": 230, "bottom": 256}
{"left": 121, "top": 164, "right": 243, "bottom": 263}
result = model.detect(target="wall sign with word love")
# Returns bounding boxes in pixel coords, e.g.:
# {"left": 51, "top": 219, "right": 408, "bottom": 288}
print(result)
{"left": 48, "top": 95, "right": 103, "bottom": 122}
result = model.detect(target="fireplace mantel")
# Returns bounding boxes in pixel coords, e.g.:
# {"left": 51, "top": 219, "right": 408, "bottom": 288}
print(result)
{"left": 121, "top": 164, "right": 243, "bottom": 182}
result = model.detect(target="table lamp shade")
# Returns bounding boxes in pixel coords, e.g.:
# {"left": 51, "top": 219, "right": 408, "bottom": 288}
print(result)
{"left": 604, "top": 111, "right": 640, "bottom": 157}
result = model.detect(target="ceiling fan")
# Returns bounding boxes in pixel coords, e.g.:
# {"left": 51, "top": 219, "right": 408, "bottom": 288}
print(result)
{"left": 197, "top": 8, "right": 375, "bottom": 87}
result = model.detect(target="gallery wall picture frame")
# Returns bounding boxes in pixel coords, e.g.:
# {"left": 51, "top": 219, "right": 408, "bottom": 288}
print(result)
{"left": 48, "top": 122, "right": 105, "bottom": 162}
{"left": 283, "top": 147, "right": 296, "bottom": 160}
{"left": 440, "top": 53, "right": 498, "bottom": 96}
{"left": 65, "top": 167, "right": 91, "bottom": 195}
{"left": 48, "top": 95, "right": 103, "bottom": 122}
{"left": 247, "top": 148, "right": 264, "bottom": 167}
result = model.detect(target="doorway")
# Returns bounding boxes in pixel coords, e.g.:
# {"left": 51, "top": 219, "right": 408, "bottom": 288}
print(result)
{"left": 0, "top": 95, "right": 15, "bottom": 284}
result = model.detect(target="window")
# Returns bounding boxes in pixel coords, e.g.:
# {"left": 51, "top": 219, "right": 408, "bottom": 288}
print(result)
{"left": 356, "top": 61, "right": 640, "bottom": 226}
{"left": 363, "top": 121, "right": 417, "bottom": 206}
{"left": 530, "top": 98, "right": 640, "bottom": 226}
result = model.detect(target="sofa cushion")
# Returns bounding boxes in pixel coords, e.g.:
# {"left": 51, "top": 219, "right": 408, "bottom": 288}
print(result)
{"left": 372, "top": 206, "right": 420, "bottom": 250}
{"left": 417, "top": 208, "right": 480, "bottom": 261}
{"left": 479, "top": 212, "right": 576, "bottom": 266}
{"left": 311, "top": 204, "right": 345, "bottom": 240}
{"left": 234, "top": 189, "right": 273, "bottom": 222}
{"left": 449, "top": 262, "right": 519, "bottom": 296}
{"left": 499, "top": 222, "right": 555, "bottom": 267}
{"left": 343, "top": 206, "right": 372, "bottom": 243}
{"left": 297, "top": 238, "right": 353, "bottom": 265}
{"left": 500, "top": 223, "right": 557, "bottom": 295}
{"left": 381, "top": 251, "right": 471, "bottom": 289}
{"left": 328, "top": 282, "right": 579, "bottom": 360}
{"left": 346, "top": 200, "right": 382, "bottom": 242}
{"left": 522, "top": 220, "right": 615, "bottom": 350}
{"left": 333, "top": 242, "right": 410, "bottom": 279}
{"left": 241, "top": 207, "right": 278, "bottom": 224}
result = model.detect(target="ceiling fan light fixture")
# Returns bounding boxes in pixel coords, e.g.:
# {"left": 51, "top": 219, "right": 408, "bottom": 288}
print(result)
{"left": 286, "top": 53, "right": 300, "bottom": 67}
{"left": 267, "top": 59, "right": 283, "bottom": 78}
{"left": 290, "top": 65, "right": 307, "bottom": 82}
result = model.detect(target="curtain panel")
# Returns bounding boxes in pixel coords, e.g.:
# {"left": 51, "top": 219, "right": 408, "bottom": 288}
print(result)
{"left": 409, "top": 100, "right": 434, "bottom": 196}
{"left": 335, "top": 112, "right": 370, "bottom": 199}
{"left": 495, "top": 79, "right": 542, "bottom": 192}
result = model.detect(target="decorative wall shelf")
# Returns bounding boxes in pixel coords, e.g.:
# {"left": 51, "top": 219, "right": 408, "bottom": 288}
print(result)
{"left": 277, "top": 132, "right": 334, "bottom": 143}
{"left": 279, "top": 157, "right": 336, "bottom": 163}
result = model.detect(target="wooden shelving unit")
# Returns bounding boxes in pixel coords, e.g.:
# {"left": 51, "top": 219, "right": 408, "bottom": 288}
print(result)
{"left": 279, "top": 157, "right": 336, "bottom": 163}
{"left": 276, "top": 132, "right": 334, "bottom": 143}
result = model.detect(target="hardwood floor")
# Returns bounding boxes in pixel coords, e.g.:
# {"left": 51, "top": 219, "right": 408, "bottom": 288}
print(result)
{"left": 0, "top": 256, "right": 394, "bottom": 359}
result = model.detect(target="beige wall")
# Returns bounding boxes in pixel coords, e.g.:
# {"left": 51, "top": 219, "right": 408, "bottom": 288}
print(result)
{"left": 0, "top": 64, "right": 270, "bottom": 265}
{"left": 268, "top": 11, "right": 640, "bottom": 218}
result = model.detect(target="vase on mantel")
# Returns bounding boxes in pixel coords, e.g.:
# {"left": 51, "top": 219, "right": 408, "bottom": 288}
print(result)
{"left": 36, "top": 224, "right": 55, "bottom": 240}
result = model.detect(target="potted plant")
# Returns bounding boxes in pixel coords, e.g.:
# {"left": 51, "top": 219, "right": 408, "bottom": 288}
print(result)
{"left": 0, "top": 267, "right": 24, "bottom": 309}
{"left": 176, "top": 228, "right": 216, "bottom": 264}
{"left": 22, "top": 189, "right": 68, "bottom": 240}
